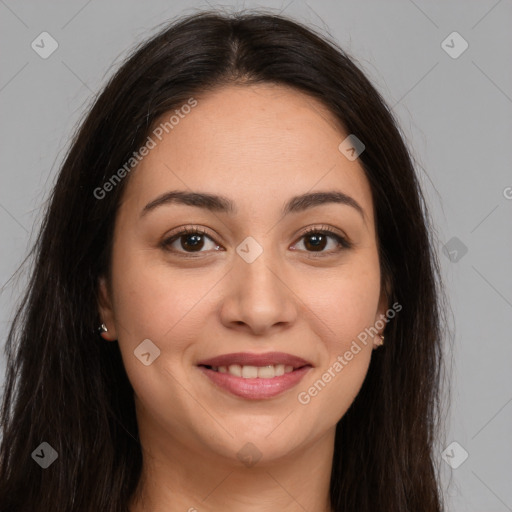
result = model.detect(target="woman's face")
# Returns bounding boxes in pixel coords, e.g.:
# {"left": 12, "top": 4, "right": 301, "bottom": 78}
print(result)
{"left": 98, "top": 83, "right": 388, "bottom": 465}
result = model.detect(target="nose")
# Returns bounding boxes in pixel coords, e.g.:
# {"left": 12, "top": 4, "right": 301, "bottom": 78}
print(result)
{"left": 219, "top": 251, "right": 298, "bottom": 336}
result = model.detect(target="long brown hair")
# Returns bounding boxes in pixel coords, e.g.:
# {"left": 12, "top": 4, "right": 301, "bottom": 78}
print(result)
{"left": 0, "top": 9, "right": 450, "bottom": 511}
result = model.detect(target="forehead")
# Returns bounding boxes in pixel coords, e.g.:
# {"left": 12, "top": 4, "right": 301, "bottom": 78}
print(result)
{"left": 119, "top": 83, "right": 374, "bottom": 226}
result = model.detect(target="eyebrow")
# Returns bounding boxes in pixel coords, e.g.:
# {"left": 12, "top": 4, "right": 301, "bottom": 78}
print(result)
{"left": 140, "top": 190, "right": 366, "bottom": 223}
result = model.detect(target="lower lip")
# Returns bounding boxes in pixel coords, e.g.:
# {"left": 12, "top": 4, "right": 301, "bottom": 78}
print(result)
{"left": 198, "top": 365, "right": 312, "bottom": 400}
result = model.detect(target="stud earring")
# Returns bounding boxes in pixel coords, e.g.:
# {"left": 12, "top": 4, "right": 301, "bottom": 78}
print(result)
{"left": 97, "top": 323, "right": 116, "bottom": 342}
{"left": 373, "top": 333, "right": 384, "bottom": 350}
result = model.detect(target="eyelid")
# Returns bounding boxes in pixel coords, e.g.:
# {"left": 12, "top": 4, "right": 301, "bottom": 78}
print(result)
{"left": 165, "top": 225, "right": 213, "bottom": 240}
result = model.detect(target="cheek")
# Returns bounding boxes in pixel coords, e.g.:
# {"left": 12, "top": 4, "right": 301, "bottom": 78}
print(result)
{"left": 297, "top": 290, "right": 376, "bottom": 428}
{"left": 110, "top": 240, "right": 209, "bottom": 337}
{"left": 311, "top": 261, "right": 381, "bottom": 344}
{"left": 109, "top": 243, "right": 225, "bottom": 382}
{"left": 109, "top": 250, "right": 210, "bottom": 416}
{"left": 295, "top": 260, "right": 379, "bottom": 418}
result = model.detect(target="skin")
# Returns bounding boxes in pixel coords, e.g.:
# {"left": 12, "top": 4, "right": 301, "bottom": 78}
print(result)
{"left": 98, "top": 83, "right": 389, "bottom": 512}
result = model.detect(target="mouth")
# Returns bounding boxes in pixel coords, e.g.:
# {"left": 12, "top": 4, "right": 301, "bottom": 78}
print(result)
{"left": 196, "top": 352, "right": 313, "bottom": 400}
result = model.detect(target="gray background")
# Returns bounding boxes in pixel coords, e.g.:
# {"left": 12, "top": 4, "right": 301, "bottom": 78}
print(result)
{"left": 1, "top": 1, "right": 511, "bottom": 510}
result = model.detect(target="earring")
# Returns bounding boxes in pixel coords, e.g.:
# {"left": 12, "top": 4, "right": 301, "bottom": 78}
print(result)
{"left": 373, "top": 334, "right": 384, "bottom": 350}
{"left": 97, "top": 323, "right": 115, "bottom": 341}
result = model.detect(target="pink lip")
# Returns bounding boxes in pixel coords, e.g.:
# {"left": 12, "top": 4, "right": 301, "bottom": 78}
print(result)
{"left": 198, "top": 365, "right": 312, "bottom": 400}
{"left": 197, "top": 351, "right": 312, "bottom": 369}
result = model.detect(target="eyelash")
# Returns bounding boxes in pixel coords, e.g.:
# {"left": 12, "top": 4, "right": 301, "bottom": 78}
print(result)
{"left": 160, "top": 224, "right": 352, "bottom": 258}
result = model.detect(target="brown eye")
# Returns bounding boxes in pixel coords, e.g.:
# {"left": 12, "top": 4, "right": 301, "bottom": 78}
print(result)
{"left": 294, "top": 226, "right": 352, "bottom": 254}
{"left": 176, "top": 232, "right": 206, "bottom": 252}
{"left": 303, "top": 232, "right": 329, "bottom": 252}
{"left": 161, "top": 227, "right": 221, "bottom": 255}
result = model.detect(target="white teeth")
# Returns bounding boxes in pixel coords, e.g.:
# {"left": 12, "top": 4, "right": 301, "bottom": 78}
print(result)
{"left": 211, "top": 364, "right": 296, "bottom": 379}
{"left": 274, "top": 365, "right": 286, "bottom": 377}
{"left": 258, "top": 365, "right": 278, "bottom": 378}
{"left": 242, "top": 365, "right": 258, "bottom": 378}
{"left": 228, "top": 364, "right": 242, "bottom": 377}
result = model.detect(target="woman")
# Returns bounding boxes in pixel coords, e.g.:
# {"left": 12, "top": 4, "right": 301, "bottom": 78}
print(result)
{"left": 0, "top": 9, "right": 450, "bottom": 512}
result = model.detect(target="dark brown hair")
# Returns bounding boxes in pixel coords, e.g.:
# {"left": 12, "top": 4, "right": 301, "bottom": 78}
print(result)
{"left": 0, "top": 8, "right": 450, "bottom": 511}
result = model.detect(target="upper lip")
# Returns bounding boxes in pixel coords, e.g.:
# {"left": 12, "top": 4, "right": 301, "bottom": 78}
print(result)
{"left": 197, "top": 351, "right": 312, "bottom": 369}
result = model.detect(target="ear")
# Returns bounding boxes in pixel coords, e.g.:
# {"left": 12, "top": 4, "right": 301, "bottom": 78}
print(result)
{"left": 97, "top": 275, "right": 118, "bottom": 341}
